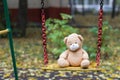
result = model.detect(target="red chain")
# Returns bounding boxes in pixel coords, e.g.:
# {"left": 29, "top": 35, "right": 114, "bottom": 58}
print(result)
{"left": 41, "top": 0, "right": 48, "bottom": 65}
{"left": 96, "top": 0, "right": 103, "bottom": 67}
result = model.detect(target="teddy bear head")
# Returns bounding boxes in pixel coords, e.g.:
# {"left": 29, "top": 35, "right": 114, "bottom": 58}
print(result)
{"left": 64, "top": 33, "right": 84, "bottom": 52}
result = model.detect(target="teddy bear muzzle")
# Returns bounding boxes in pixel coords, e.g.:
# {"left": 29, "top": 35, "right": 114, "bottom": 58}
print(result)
{"left": 69, "top": 43, "right": 80, "bottom": 51}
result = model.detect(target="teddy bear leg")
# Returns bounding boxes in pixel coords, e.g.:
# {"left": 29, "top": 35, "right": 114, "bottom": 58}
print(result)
{"left": 81, "top": 59, "right": 90, "bottom": 69}
{"left": 57, "top": 58, "right": 69, "bottom": 67}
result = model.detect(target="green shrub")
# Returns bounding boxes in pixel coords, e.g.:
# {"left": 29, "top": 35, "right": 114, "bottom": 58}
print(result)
{"left": 45, "top": 13, "right": 79, "bottom": 59}
{"left": 86, "top": 21, "right": 118, "bottom": 60}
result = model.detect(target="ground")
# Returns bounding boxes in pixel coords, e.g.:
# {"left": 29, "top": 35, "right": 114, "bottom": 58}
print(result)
{"left": 74, "top": 15, "right": 120, "bottom": 28}
{"left": 1, "top": 68, "right": 120, "bottom": 80}
{"left": 0, "top": 28, "right": 120, "bottom": 80}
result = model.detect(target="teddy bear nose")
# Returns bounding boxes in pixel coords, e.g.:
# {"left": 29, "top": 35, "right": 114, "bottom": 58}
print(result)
{"left": 72, "top": 44, "right": 75, "bottom": 46}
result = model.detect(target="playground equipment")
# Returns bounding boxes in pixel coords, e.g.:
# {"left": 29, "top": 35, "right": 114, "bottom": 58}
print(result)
{"left": 0, "top": 0, "right": 103, "bottom": 80}
{"left": 41, "top": 0, "right": 103, "bottom": 70}
{"left": 0, "top": 0, "right": 18, "bottom": 80}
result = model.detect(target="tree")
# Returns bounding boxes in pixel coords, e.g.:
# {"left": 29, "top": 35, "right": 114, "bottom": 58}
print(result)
{"left": 0, "top": 0, "right": 4, "bottom": 24}
{"left": 81, "top": 0, "right": 85, "bottom": 15}
{"left": 69, "top": 0, "right": 75, "bottom": 17}
{"left": 111, "top": 0, "right": 116, "bottom": 18}
{"left": 0, "top": 0, "right": 5, "bottom": 29}
{"left": 17, "top": 0, "right": 27, "bottom": 37}
{"left": 0, "top": 0, "right": 2, "bottom": 21}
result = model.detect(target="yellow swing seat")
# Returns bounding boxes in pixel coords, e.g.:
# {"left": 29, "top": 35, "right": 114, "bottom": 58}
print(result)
{"left": 0, "top": 29, "right": 9, "bottom": 35}
{"left": 41, "top": 61, "right": 101, "bottom": 71}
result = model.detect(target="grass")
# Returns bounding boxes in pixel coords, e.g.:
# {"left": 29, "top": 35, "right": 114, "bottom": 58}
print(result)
{"left": 74, "top": 14, "right": 120, "bottom": 28}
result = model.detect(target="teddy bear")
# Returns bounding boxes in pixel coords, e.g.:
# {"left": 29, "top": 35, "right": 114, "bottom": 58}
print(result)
{"left": 57, "top": 33, "right": 90, "bottom": 68}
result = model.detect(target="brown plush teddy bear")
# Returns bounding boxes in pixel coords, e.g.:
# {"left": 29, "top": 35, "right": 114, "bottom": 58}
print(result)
{"left": 57, "top": 33, "right": 90, "bottom": 68}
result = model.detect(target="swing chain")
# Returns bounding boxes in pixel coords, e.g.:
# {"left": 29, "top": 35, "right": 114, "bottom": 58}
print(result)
{"left": 96, "top": 0, "right": 103, "bottom": 67}
{"left": 100, "top": 0, "right": 103, "bottom": 9}
{"left": 41, "top": 0, "right": 44, "bottom": 9}
{"left": 41, "top": 0, "right": 48, "bottom": 65}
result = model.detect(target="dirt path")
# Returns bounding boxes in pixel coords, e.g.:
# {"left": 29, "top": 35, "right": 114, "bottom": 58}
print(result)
{"left": 1, "top": 68, "right": 120, "bottom": 80}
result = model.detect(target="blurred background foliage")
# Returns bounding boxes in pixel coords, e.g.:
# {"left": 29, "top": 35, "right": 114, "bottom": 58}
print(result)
{"left": 46, "top": 13, "right": 79, "bottom": 59}
{"left": 84, "top": 21, "right": 119, "bottom": 60}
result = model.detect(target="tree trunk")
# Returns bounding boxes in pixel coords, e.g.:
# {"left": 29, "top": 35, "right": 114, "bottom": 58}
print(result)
{"left": 111, "top": 0, "right": 116, "bottom": 18}
{"left": 69, "top": 0, "right": 75, "bottom": 17}
{"left": 69, "top": 0, "right": 76, "bottom": 25}
{"left": 0, "top": 0, "right": 4, "bottom": 24}
{"left": 0, "top": 0, "right": 6, "bottom": 28}
{"left": 81, "top": 0, "right": 85, "bottom": 16}
{"left": 17, "top": 0, "right": 27, "bottom": 37}
{"left": 0, "top": 0, "right": 2, "bottom": 22}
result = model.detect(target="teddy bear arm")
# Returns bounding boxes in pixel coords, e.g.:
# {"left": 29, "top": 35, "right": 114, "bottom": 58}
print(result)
{"left": 82, "top": 49, "right": 89, "bottom": 59}
{"left": 59, "top": 50, "right": 68, "bottom": 59}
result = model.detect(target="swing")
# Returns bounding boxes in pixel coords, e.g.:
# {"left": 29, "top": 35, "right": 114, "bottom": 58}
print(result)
{"left": 0, "top": 0, "right": 103, "bottom": 80}
{"left": 0, "top": 0, "right": 18, "bottom": 80}
{"left": 41, "top": 0, "right": 104, "bottom": 71}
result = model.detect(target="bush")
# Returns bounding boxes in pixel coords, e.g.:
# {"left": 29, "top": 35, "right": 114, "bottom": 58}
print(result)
{"left": 45, "top": 13, "right": 79, "bottom": 59}
{"left": 85, "top": 21, "right": 119, "bottom": 60}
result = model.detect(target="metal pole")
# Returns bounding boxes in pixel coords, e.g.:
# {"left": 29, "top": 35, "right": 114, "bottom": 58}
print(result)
{"left": 3, "top": 0, "right": 18, "bottom": 80}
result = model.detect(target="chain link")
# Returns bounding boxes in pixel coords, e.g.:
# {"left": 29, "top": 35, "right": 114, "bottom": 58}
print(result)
{"left": 96, "top": 0, "right": 104, "bottom": 67}
{"left": 41, "top": 0, "right": 48, "bottom": 65}
{"left": 100, "top": 0, "right": 103, "bottom": 8}
{"left": 41, "top": 0, "right": 44, "bottom": 9}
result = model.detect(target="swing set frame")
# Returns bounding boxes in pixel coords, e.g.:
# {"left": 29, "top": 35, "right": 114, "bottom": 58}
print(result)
{"left": 0, "top": 0, "right": 18, "bottom": 80}
{"left": 0, "top": 0, "right": 103, "bottom": 80}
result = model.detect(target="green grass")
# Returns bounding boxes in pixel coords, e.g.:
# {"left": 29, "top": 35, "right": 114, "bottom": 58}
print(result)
{"left": 74, "top": 15, "right": 120, "bottom": 28}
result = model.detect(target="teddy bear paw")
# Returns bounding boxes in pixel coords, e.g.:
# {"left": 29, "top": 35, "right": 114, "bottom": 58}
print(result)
{"left": 57, "top": 58, "right": 69, "bottom": 67}
{"left": 81, "top": 60, "right": 90, "bottom": 69}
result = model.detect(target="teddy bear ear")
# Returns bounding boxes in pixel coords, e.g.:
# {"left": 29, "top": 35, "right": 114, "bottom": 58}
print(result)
{"left": 78, "top": 35, "right": 84, "bottom": 41}
{"left": 64, "top": 37, "right": 68, "bottom": 43}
